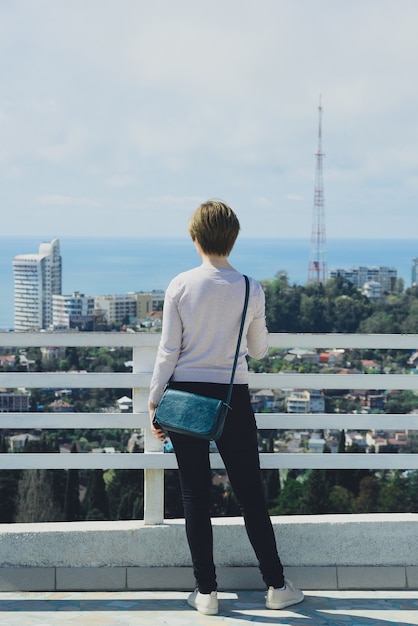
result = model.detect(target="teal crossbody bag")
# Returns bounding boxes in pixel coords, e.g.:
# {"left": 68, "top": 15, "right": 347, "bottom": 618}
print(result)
{"left": 153, "top": 275, "right": 249, "bottom": 440}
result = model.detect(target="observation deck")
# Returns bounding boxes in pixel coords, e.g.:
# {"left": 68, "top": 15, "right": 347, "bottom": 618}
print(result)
{"left": 1, "top": 331, "right": 418, "bottom": 623}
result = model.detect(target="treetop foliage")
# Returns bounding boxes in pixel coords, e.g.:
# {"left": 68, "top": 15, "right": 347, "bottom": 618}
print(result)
{"left": 262, "top": 274, "right": 418, "bottom": 334}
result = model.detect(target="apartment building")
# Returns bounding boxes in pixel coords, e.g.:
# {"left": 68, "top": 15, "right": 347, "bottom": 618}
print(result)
{"left": 412, "top": 258, "right": 418, "bottom": 287}
{"left": 13, "top": 238, "right": 62, "bottom": 331}
{"left": 0, "top": 390, "right": 30, "bottom": 412}
{"left": 329, "top": 266, "right": 397, "bottom": 294}
{"left": 94, "top": 291, "right": 164, "bottom": 326}
{"left": 94, "top": 294, "right": 138, "bottom": 326}
{"left": 52, "top": 292, "right": 95, "bottom": 330}
{"left": 285, "top": 389, "right": 325, "bottom": 413}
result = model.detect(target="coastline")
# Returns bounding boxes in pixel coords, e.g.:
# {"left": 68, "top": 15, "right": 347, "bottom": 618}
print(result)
{"left": 1, "top": 236, "right": 417, "bottom": 330}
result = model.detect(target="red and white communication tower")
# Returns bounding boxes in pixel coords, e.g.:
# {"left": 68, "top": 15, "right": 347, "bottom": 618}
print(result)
{"left": 308, "top": 97, "right": 327, "bottom": 283}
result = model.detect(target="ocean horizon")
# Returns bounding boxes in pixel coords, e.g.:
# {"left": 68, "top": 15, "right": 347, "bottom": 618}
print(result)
{"left": 1, "top": 236, "right": 418, "bottom": 330}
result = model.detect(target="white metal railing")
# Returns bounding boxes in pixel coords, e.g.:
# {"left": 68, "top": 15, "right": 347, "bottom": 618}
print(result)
{"left": 1, "top": 332, "right": 418, "bottom": 523}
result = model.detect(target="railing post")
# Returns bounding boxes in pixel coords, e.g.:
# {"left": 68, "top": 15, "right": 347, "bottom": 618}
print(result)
{"left": 133, "top": 344, "right": 165, "bottom": 525}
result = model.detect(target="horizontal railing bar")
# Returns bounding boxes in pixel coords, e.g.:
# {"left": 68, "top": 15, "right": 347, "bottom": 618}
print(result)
{"left": 255, "top": 413, "right": 418, "bottom": 430}
{"left": 248, "top": 372, "right": 418, "bottom": 390}
{"left": 0, "top": 452, "right": 417, "bottom": 470}
{"left": 258, "top": 453, "right": 418, "bottom": 470}
{"left": 0, "top": 372, "right": 148, "bottom": 388}
{"left": 0, "top": 452, "right": 177, "bottom": 470}
{"left": 0, "top": 331, "right": 160, "bottom": 348}
{"left": 2, "top": 372, "right": 418, "bottom": 391}
{"left": 2, "top": 331, "right": 418, "bottom": 350}
{"left": 1, "top": 412, "right": 417, "bottom": 431}
{"left": 268, "top": 333, "right": 418, "bottom": 350}
{"left": 0, "top": 413, "right": 148, "bottom": 429}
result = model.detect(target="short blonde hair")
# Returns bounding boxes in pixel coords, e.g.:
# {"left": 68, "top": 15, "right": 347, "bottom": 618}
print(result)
{"left": 188, "top": 200, "right": 240, "bottom": 256}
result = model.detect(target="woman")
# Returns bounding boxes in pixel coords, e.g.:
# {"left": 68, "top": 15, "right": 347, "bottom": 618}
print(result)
{"left": 149, "top": 200, "right": 303, "bottom": 615}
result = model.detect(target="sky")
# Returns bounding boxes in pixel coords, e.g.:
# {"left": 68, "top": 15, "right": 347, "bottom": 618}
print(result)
{"left": 1, "top": 0, "right": 418, "bottom": 239}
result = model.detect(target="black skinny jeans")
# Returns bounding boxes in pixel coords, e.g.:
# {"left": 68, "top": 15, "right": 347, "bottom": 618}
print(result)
{"left": 168, "top": 382, "right": 284, "bottom": 593}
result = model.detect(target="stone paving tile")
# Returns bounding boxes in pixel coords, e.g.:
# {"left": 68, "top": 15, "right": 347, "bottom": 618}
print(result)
{"left": 0, "top": 590, "right": 417, "bottom": 625}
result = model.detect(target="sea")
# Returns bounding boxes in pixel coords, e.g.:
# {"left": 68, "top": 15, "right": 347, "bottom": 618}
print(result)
{"left": 1, "top": 236, "right": 418, "bottom": 330}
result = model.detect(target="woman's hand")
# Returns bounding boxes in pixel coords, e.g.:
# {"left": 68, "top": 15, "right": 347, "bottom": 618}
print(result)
{"left": 149, "top": 402, "right": 166, "bottom": 441}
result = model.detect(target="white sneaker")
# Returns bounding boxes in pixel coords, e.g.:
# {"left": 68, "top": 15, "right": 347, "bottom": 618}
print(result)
{"left": 187, "top": 589, "right": 218, "bottom": 615}
{"left": 266, "top": 578, "right": 304, "bottom": 610}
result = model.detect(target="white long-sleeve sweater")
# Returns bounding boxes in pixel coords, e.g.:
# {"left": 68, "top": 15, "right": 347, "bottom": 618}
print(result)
{"left": 149, "top": 266, "right": 269, "bottom": 405}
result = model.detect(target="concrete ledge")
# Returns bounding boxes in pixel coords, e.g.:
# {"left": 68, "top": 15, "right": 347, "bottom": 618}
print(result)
{"left": 56, "top": 567, "right": 127, "bottom": 591}
{"left": 407, "top": 566, "right": 418, "bottom": 588}
{"left": 0, "top": 566, "right": 417, "bottom": 591}
{"left": 0, "top": 567, "right": 55, "bottom": 591}
{"left": 338, "top": 566, "right": 407, "bottom": 589}
{"left": 0, "top": 514, "right": 417, "bottom": 590}
{"left": 127, "top": 566, "right": 194, "bottom": 590}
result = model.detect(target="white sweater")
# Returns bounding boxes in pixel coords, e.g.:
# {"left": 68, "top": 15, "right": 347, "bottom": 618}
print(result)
{"left": 149, "top": 266, "right": 269, "bottom": 405}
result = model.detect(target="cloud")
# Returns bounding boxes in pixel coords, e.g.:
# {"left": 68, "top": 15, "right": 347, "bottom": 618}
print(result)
{"left": 37, "top": 125, "right": 90, "bottom": 163}
{"left": 106, "top": 175, "right": 138, "bottom": 188}
{"left": 37, "top": 195, "right": 101, "bottom": 208}
{"left": 1, "top": 0, "right": 418, "bottom": 238}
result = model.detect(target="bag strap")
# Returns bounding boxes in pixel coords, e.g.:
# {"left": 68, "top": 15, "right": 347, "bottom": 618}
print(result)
{"left": 224, "top": 274, "right": 250, "bottom": 409}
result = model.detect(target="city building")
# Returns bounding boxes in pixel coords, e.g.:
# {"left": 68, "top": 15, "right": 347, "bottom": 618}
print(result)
{"left": 285, "top": 389, "right": 325, "bottom": 413}
{"left": 52, "top": 292, "right": 95, "bottom": 330}
{"left": 94, "top": 294, "right": 138, "bottom": 326}
{"left": 0, "top": 390, "right": 30, "bottom": 412}
{"left": 9, "top": 433, "right": 39, "bottom": 450}
{"left": 285, "top": 390, "right": 311, "bottom": 413}
{"left": 309, "top": 390, "right": 325, "bottom": 413}
{"left": 13, "top": 238, "right": 62, "bottom": 331}
{"left": 0, "top": 355, "right": 17, "bottom": 370}
{"left": 362, "top": 281, "right": 382, "bottom": 300}
{"left": 329, "top": 266, "right": 397, "bottom": 294}
{"left": 308, "top": 433, "right": 326, "bottom": 453}
{"left": 412, "top": 258, "right": 418, "bottom": 287}
{"left": 94, "top": 291, "right": 165, "bottom": 326}
{"left": 132, "top": 293, "right": 153, "bottom": 320}
{"left": 134, "top": 291, "right": 165, "bottom": 317}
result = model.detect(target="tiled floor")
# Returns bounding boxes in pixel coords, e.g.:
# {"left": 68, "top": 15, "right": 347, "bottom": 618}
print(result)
{"left": 0, "top": 590, "right": 417, "bottom": 625}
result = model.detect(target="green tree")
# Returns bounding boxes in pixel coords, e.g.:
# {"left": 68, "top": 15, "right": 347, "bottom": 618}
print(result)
{"left": 105, "top": 467, "right": 143, "bottom": 520}
{"left": 338, "top": 430, "right": 346, "bottom": 453}
{"left": 301, "top": 470, "right": 331, "bottom": 514}
{"left": 85, "top": 507, "right": 108, "bottom": 521}
{"left": 269, "top": 477, "right": 306, "bottom": 516}
{"left": 358, "top": 311, "right": 398, "bottom": 334}
{"left": 263, "top": 274, "right": 302, "bottom": 332}
{"left": 223, "top": 481, "right": 241, "bottom": 516}
{"left": 164, "top": 470, "right": 183, "bottom": 519}
{"left": 15, "top": 469, "right": 64, "bottom": 522}
{"left": 385, "top": 391, "right": 418, "bottom": 414}
{"left": 15, "top": 434, "right": 65, "bottom": 522}
{"left": 64, "top": 442, "right": 80, "bottom": 521}
{"left": 83, "top": 469, "right": 110, "bottom": 520}
{"left": 328, "top": 485, "right": 354, "bottom": 513}
{"left": 0, "top": 470, "right": 21, "bottom": 522}
{"left": 260, "top": 435, "right": 281, "bottom": 507}
{"left": 406, "top": 471, "right": 418, "bottom": 512}
{"left": 377, "top": 471, "right": 406, "bottom": 513}
{"left": 354, "top": 475, "right": 380, "bottom": 513}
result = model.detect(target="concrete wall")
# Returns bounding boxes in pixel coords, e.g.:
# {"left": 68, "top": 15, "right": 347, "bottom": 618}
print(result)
{"left": 1, "top": 514, "right": 418, "bottom": 591}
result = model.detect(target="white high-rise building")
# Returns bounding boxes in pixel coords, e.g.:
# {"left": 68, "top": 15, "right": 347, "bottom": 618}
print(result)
{"left": 13, "top": 238, "right": 62, "bottom": 331}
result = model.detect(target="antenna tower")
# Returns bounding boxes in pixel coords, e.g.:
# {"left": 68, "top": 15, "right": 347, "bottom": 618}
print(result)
{"left": 308, "top": 97, "right": 327, "bottom": 283}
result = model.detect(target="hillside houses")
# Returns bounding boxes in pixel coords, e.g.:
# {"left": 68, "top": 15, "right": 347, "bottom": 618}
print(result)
{"left": 250, "top": 345, "right": 413, "bottom": 455}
